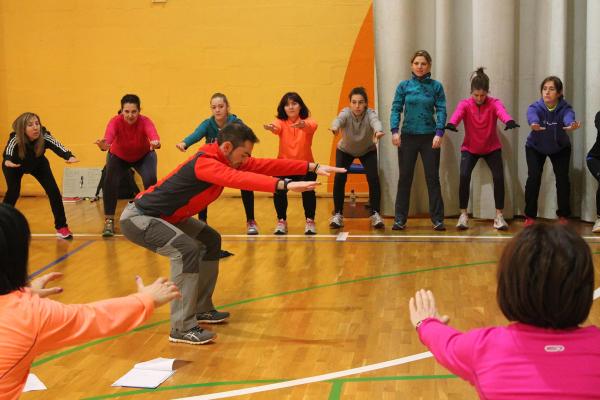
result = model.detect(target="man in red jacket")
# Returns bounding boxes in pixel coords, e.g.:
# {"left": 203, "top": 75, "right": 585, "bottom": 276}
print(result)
{"left": 120, "top": 122, "right": 345, "bottom": 345}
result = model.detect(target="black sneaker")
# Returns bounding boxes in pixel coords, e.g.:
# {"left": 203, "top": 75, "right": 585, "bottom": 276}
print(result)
{"left": 433, "top": 221, "right": 446, "bottom": 231}
{"left": 197, "top": 309, "right": 230, "bottom": 324}
{"left": 392, "top": 220, "right": 406, "bottom": 230}
{"left": 169, "top": 326, "right": 215, "bottom": 345}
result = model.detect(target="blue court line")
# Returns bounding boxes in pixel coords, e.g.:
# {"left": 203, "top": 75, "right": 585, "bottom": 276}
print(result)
{"left": 28, "top": 240, "right": 94, "bottom": 279}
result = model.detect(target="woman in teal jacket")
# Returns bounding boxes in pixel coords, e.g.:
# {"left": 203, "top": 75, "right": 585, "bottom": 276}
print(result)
{"left": 390, "top": 50, "right": 447, "bottom": 230}
{"left": 176, "top": 93, "right": 258, "bottom": 236}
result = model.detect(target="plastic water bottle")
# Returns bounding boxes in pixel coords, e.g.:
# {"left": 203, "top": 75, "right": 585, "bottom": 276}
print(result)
{"left": 350, "top": 189, "right": 357, "bottom": 207}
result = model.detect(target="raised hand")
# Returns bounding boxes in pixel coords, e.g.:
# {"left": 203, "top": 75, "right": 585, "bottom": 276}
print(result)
{"left": 504, "top": 120, "right": 520, "bottom": 130}
{"left": 136, "top": 276, "right": 181, "bottom": 307}
{"left": 175, "top": 142, "right": 187, "bottom": 152}
{"left": 263, "top": 124, "right": 278, "bottom": 133}
{"left": 66, "top": 156, "right": 79, "bottom": 163}
{"left": 150, "top": 140, "right": 161, "bottom": 150}
{"left": 290, "top": 120, "right": 307, "bottom": 129}
{"left": 408, "top": 289, "right": 450, "bottom": 328}
{"left": 530, "top": 123, "right": 546, "bottom": 131}
{"left": 29, "top": 272, "right": 64, "bottom": 298}
{"left": 4, "top": 160, "right": 21, "bottom": 168}
{"left": 94, "top": 139, "right": 110, "bottom": 151}
{"left": 314, "top": 165, "right": 347, "bottom": 177}
{"left": 563, "top": 121, "right": 581, "bottom": 131}
{"left": 287, "top": 181, "right": 321, "bottom": 192}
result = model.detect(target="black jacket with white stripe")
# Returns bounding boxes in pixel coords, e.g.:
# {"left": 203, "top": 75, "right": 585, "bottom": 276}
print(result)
{"left": 3, "top": 127, "right": 73, "bottom": 172}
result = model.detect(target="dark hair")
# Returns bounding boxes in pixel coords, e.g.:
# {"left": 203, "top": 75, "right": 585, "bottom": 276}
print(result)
{"left": 276, "top": 92, "right": 310, "bottom": 120}
{"left": 470, "top": 67, "right": 490, "bottom": 92}
{"left": 497, "top": 224, "right": 594, "bottom": 329}
{"left": 0, "top": 204, "right": 31, "bottom": 295}
{"left": 217, "top": 122, "right": 260, "bottom": 148}
{"left": 411, "top": 49, "right": 432, "bottom": 64}
{"left": 540, "top": 76, "right": 564, "bottom": 97}
{"left": 120, "top": 94, "right": 141, "bottom": 112}
{"left": 210, "top": 93, "right": 229, "bottom": 107}
{"left": 349, "top": 87, "right": 368, "bottom": 105}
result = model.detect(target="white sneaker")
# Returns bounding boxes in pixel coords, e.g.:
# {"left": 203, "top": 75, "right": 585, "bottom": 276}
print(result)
{"left": 246, "top": 220, "right": 259, "bottom": 235}
{"left": 329, "top": 213, "right": 344, "bottom": 228}
{"left": 370, "top": 212, "right": 385, "bottom": 229}
{"left": 456, "top": 213, "right": 469, "bottom": 230}
{"left": 304, "top": 218, "right": 317, "bottom": 235}
{"left": 493, "top": 214, "right": 509, "bottom": 231}
{"left": 593, "top": 218, "right": 600, "bottom": 233}
{"left": 274, "top": 219, "right": 287, "bottom": 235}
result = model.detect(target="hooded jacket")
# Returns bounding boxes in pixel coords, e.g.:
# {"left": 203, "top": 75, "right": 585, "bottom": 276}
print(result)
{"left": 526, "top": 98, "right": 575, "bottom": 155}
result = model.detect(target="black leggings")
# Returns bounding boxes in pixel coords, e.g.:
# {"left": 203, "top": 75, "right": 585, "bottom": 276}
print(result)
{"left": 587, "top": 156, "right": 600, "bottom": 216}
{"left": 459, "top": 149, "right": 505, "bottom": 210}
{"left": 333, "top": 149, "right": 380, "bottom": 214}
{"left": 198, "top": 190, "right": 255, "bottom": 222}
{"left": 103, "top": 151, "right": 157, "bottom": 216}
{"left": 2, "top": 156, "right": 68, "bottom": 229}
{"left": 273, "top": 172, "right": 317, "bottom": 220}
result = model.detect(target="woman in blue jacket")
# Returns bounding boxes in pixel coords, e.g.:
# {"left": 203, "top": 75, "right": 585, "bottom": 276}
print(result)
{"left": 390, "top": 50, "right": 447, "bottom": 230}
{"left": 524, "top": 76, "right": 580, "bottom": 226}
{"left": 176, "top": 93, "right": 258, "bottom": 236}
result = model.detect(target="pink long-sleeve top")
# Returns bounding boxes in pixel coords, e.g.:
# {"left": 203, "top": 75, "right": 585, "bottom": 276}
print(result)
{"left": 104, "top": 114, "right": 160, "bottom": 163}
{"left": 0, "top": 288, "right": 155, "bottom": 399}
{"left": 448, "top": 97, "right": 514, "bottom": 155}
{"left": 418, "top": 318, "right": 600, "bottom": 399}
{"left": 269, "top": 118, "right": 318, "bottom": 162}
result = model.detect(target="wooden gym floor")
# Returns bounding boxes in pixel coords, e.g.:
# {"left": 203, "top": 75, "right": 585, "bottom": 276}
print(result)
{"left": 16, "top": 195, "right": 600, "bottom": 400}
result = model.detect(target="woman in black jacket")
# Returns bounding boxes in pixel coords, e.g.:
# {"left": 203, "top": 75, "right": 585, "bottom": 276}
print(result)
{"left": 2, "top": 112, "right": 78, "bottom": 239}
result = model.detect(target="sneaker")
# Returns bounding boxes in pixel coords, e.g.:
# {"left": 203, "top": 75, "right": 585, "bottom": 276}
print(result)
{"left": 197, "top": 309, "right": 231, "bottom": 324}
{"left": 56, "top": 226, "right": 73, "bottom": 240}
{"left": 524, "top": 217, "right": 535, "bottom": 227}
{"left": 493, "top": 214, "right": 509, "bottom": 231}
{"left": 558, "top": 216, "right": 569, "bottom": 225}
{"left": 169, "top": 326, "right": 215, "bottom": 345}
{"left": 274, "top": 219, "right": 287, "bottom": 235}
{"left": 305, "top": 218, "right": 317, "bottom": 235}
{"left": 102, "top": 218, "right": 114, "bottom": 237}
{"left": 433, "top": 221, "right": 446, "bottom": 231}
{"left": 246, "top": 220, "right": 259, "bottom": 235}
{"left": 593, "top": 218, "right": 600, "bottom": 233}
{"left": 219, "top": 250, "right": 234, "bottom": 258}
{"left": 370, "top": 212, "right": 385, "bottom": 229}
{"left": 392, "top": 219, "right": 406, "bottom": 230}
{"left": 456, "top": 213, "right": 469, "bottom": 230}
{"left": 329, "top": 213, "right": 344, "bottom": 228}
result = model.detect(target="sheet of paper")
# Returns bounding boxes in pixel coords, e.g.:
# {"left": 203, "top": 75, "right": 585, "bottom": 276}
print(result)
{"left": 135, "top": 357, "right": 176, "bottom": 371}
{"left": 23, "top": 373, "right": 47, "bottom": 392}
{"left": 112, "top": 369, "right": 175, "bottom": 389}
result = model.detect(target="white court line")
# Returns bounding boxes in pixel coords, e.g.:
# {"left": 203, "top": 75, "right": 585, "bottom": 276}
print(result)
{"left": 173, "top": 352, "right": 433, "bottom": 400}
{"left": 30, "top": 233, "right": 600, "bottom": 241}
{"left": 175, "top": 291, "right": 600, "bottom": 399}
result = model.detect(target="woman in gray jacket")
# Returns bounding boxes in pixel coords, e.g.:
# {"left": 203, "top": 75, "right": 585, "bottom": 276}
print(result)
{"left": 330, "top": 87, "right": 385, "bottom": 229}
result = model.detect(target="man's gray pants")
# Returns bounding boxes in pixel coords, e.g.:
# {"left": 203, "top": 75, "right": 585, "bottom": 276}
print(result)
{"left": 120, "top": 202, "right": 221, "bottom": 333}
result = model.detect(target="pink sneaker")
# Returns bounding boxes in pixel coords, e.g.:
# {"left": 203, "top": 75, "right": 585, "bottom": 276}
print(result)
{"left": 56, "top": 226, "right": 73, "bottom": 240}
{"left": 523, "top": 217, "right": 535, "bottom": 228}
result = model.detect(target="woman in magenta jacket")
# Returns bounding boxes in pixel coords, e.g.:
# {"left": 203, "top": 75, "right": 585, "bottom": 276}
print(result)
{"left": 445, "top": 67, "right": 519, "bottom": 231}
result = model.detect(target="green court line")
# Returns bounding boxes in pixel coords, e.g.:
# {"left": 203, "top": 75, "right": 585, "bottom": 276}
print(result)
{"left": 82, "top": 374, "right": 459, "bottom": 400}
{"left": 326, "top": 375, "right": 458, "bottom": 400}
{"left": 32, "top": 260, "right": 496, "bottom": 368}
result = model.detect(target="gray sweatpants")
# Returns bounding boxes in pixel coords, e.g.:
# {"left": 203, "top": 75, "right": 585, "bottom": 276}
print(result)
{"left": 120, "top": 202, "right": 221, "bottom": 333}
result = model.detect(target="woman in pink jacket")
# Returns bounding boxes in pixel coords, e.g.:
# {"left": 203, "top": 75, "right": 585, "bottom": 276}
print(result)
{"left": 409, "top": 223, "right": 600, "bottom": 399}
{"left": 0, "top": 204, "right": 180, "bottom": 399}
{"left": 445, "top": 68, "right": 519, "bottom": 230}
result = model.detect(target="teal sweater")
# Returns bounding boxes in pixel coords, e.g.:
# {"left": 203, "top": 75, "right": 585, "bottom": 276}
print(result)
{"left": 182, "top": 114, "right": 243, "bottom": 147}
{"left": 390, "top": 73, "right": 447, "bottom": 135}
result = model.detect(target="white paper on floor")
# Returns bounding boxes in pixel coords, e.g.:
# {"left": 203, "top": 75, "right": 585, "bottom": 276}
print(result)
{"left": 112, "top": 357, "right": 177, "bottom": 389}
{"left": 24, "top": 373, "right": 47, "bottom": 392}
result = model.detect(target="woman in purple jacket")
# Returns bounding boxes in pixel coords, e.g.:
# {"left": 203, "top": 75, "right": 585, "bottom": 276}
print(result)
{"left": 523, "top": 76, "right": 580, "bottom": 226}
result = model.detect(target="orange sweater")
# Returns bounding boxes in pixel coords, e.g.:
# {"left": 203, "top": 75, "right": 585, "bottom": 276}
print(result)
{"left": 270, "top": 118, "right": 318, "bottom": 162}
{"left": 0, "top": 289, "right": 154, "bottom": 399}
